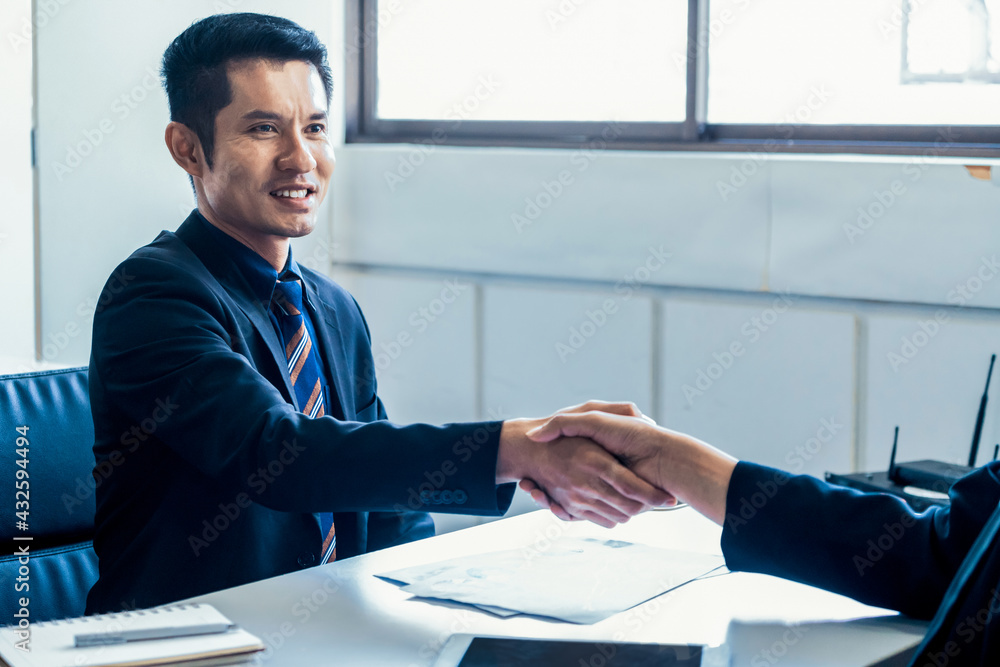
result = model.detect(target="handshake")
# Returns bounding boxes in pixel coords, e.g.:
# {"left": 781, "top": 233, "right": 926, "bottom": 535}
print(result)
{"left": 496, "top": 401, "right": 738, "bottom": 529}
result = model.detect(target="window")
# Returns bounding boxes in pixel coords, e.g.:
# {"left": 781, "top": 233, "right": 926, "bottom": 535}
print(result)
{"left": 903, "top": 0, "right": 1000, "bottom": 85}
{"left": 346, "top": 0, "right": 1000, "bottom": 156}
{"left": 375, "top": 0, "right": 688, "bottom": 123}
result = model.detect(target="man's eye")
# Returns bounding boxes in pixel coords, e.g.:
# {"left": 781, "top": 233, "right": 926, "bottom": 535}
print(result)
{"left": 253, "top": 124, "right": 276, "bottom": 133}
{"left": 307, "top": 124, "right": 326, "bottom": 133}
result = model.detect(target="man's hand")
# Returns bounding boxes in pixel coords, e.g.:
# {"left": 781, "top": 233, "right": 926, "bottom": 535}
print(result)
{"left": 521, "top": 411, "right": 738, "bottom": 526}
{"left": 496, "top": 401, "right": 673, "bottom": 528}
{"left": 547, "top": 399, "right": 658, "bottom": 426}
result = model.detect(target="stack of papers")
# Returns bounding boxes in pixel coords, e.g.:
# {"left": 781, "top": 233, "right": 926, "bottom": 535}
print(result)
{"left": 378, "top": 537, "right": 726, "bottom": 624}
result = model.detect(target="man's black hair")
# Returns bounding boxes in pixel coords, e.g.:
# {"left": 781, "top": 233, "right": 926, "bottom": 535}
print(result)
{"left": 161, "top": 12, "right": 333, "bottom": 170}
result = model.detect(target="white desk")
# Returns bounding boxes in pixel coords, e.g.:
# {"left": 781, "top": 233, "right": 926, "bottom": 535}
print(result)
{"left": 188, "top": 508, "right": 927, "bottom": 666}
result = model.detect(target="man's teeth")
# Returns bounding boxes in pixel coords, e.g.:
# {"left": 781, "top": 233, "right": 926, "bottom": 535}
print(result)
{"left": 272, "top": 189, "right": 309, "bottom": 198}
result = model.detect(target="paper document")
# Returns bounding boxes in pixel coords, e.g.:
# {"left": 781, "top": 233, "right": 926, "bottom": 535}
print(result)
{"left": 378, "top": 537, "right": 726, "bottom": 624}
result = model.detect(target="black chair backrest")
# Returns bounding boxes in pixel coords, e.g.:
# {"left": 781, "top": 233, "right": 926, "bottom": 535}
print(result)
{"left": 0, "top": 367, "right": 98, "bottom": 623}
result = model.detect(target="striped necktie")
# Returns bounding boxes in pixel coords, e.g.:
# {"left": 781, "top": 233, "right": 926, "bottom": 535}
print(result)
{"left": 271, "top": 278, "right": 325, "bottom": 418}
{"left": 271, "top": 277, "right": 336, "bottom": 563}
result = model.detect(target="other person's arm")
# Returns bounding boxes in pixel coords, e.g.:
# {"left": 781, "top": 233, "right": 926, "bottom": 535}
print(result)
{"left": 524, "top": 411, "right": 1000, "bottom": 618}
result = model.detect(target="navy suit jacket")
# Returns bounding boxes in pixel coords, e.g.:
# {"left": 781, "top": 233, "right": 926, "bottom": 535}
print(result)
{"left": 722, "top": 461, "right": 1000, "bottom": 664}
{"left": 86, "top": 212, "right": 513, "bottom": 614}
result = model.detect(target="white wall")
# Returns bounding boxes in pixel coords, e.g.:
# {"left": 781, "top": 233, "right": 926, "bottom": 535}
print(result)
{"left": 0, "top": 0, "right": 37, "bottom": 372}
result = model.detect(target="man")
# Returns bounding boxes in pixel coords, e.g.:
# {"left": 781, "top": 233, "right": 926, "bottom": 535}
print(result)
{"left": 85, "top": 13, "right": 669, "bottom": 614}
{"left": 522, "top": 411, "right": 1000, "bottom": 665}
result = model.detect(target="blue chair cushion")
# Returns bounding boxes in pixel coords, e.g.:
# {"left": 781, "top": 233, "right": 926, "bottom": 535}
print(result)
{"left": 0, "top": 367, "right": 98, "bottom": 623}
{"left": 0, "top": 543, "right": 98, "bottom": 623}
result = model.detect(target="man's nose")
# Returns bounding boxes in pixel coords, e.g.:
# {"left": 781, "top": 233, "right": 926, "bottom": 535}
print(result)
{"left": 277, "top": 132, "right": 318, "bottom": 172}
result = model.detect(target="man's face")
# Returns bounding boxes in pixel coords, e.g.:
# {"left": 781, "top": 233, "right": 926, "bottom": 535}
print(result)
{"left": 196, "top": 59, "right": 334, "bottom": 245}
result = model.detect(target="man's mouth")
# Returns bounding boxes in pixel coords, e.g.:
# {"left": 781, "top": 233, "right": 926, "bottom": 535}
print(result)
{"left": 269, "top": 187, "right": 316, "bottom": 199}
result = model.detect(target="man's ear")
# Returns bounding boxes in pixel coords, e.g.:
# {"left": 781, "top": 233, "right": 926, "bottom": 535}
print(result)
{"left": 165, "top": 122, "right": 207, "bottom": 178}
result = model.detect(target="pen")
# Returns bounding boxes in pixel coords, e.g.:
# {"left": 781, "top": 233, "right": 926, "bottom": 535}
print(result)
{"left": 74, "top": 623, "right": 237, "bottom": 647}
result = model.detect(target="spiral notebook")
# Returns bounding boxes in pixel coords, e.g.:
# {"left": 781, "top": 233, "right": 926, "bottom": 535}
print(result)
{"left": 0, "top": 603, "right": 264, "bottom": 667}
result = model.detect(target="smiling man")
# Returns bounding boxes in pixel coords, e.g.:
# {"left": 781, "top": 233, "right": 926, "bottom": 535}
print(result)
{"left": 85, "top": 13, "right": 669, "bottom": 614}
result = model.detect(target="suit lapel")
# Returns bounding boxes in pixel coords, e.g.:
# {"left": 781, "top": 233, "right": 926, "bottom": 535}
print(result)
{"left": 232, "top": 292, "right": 298, "bottom": 409}
{"left": 174, "top": 214, "right": 297, "bottom": 406}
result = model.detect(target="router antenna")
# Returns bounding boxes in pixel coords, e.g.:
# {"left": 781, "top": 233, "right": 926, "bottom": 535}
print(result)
{"left": 888, "top": 426, "right": 899, "bottom": 483}
{"left": 994, "top": 444, "right": 999, "bottom": 462}
{"left": 968, "top": 354, "right": 996, "bottom": 467}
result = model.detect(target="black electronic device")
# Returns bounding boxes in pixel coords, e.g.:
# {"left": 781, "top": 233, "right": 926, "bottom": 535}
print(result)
{"left": 825, "top": 355, "right": 996, "bottom": 510}
{"left": 892, "top": 460, "right": 974, "bottom": 491}
{"left": 825, "top": 427, "right": 949, "bottom": 512}
{"left": 431, "top": 636, "right": 723, "bottom": 667}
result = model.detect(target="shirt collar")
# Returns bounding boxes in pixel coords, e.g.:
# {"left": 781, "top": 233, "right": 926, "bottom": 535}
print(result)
{"left": 193, "top": 210, "right": 306, "bottom": 308}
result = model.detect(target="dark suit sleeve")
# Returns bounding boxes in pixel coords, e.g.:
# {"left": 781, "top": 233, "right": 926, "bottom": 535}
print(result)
{"left": 720, "top": 461, "right": 1000, "bottom": 619}
{"left": 361, "top": 391, "right": 436, "bottom": 550}
{"left": 92, "top": 254, "right": 512, "bottom": 516}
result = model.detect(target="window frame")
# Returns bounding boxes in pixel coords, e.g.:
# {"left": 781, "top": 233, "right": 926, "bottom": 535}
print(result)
{"left": 344, "top": 0, "right": 1000, "bottom": 158}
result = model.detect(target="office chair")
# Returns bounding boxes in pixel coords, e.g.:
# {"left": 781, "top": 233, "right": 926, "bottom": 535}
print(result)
{"left": 0, "top": 367, "right": 99, "bottom": 623}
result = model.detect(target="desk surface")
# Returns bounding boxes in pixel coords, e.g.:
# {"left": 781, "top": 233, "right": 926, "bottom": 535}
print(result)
{"left": 188, "top": 508, "right": 926, "bottom": 666}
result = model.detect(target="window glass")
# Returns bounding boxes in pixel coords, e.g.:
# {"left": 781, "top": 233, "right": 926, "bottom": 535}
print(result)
{"left": 376, "top": 0, "right": 689, "bottom": 122}
{"left": 707, "top": 0, "right": 1000, "bottom": 125}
